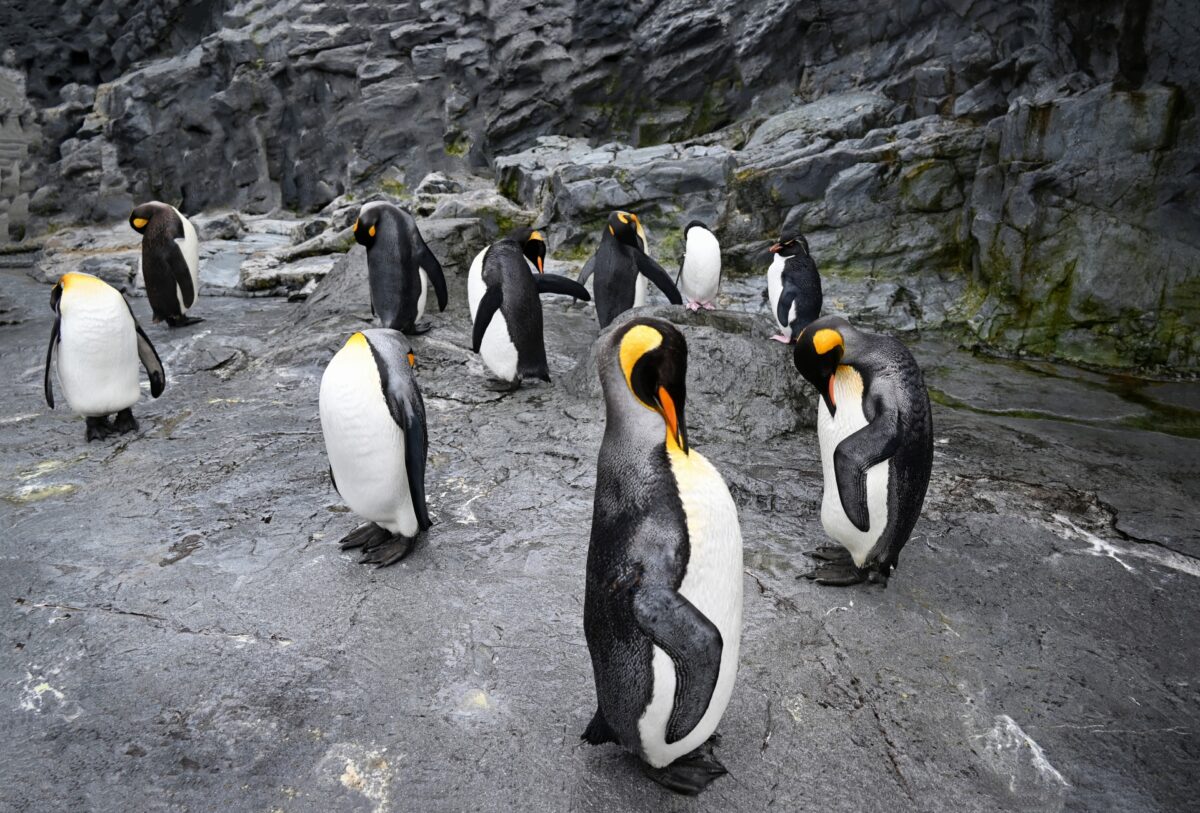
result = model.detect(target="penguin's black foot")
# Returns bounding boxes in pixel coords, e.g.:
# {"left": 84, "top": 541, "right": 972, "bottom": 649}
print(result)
{"left": 806, "top": 545, "right": 852, "bottom": 563}
{"left": 641, "top": 736, "right": 728, "bottom": 796}
{"left": 337, "top": 522, "right": 392, "bottom": 551}
{"left": 801, "top": 559, "right": 869, "bottom": 586}
{"left": 403, "top": 322, "right": 433, "bottom": 335}
{"left": 484, "top": 378, "right": 521, "bottom": 392}
{"left": 111, "top": 408, "right": 139, "bottom": 435}
{"left": 85, "top": 416, "right": 114, "bottom": 442}
{"left": 581, "top": 710, "right": 617, "bottom": 745}
{"left": 359, "top": 534, "right": 416, "bottom": 568}
{"left": 166, "top": 315, "right": 205, "bottom": 327}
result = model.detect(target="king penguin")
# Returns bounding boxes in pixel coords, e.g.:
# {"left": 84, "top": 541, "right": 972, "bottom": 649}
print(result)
{"left": 792, "top": 316, "right": 933, "bottom": 586}
{"left": 766, "top": 232, "right": 821, "bottom": 343}
{"left": 469, "top": 228, "right": 591, "bottom": 389}
{"left": 583, "top": 317, "right": 743, "bottom": 795}
{"left": 129, "top": 201, "right": 201, "bottom": 327}
{"left": 354, "top": 202, "right": 448, "bottom": 334}
{"left": 590, "top": 211, "right": 682, "bottom": 328}
{"left": 675, "top": 221, "right": 722, "bottom": 311}
{"left": 44, "top": 272, "right": 166, "bottom": 441}
{"left": 320, "top": 329, "right": 432, "bottom": 567}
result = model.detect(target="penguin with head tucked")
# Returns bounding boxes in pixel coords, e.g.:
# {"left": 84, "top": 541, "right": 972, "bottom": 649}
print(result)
{"left": 129, "top": 201, "right": 201, "bottom": 327}
{"left": 354, "top": 202, "right": 448, "bottom": 335}
{"left": 589, "top": 211, "right": 682, "bottom": 328}
{"left": 583, "top": 316, "right": 743, "bottom": 795}
{"left": 766, "top": 232, "right": 821, "bottom": 343}
{"left": 675, "top": 221, "right": 722, "bottom": 311}
{"left": 792, "top": 316, "right": 933, "bottom": 586}
{"left": 320, "top": 329, "right": 431, "bottom": 567}
{"left": 44, "top": 272, "right": 166, "bottom": 441}
{"left": 469, "top": 228, "right": 591, "bottom": 390}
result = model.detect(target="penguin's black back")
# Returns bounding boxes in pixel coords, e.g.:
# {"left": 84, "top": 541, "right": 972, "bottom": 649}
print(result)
{"left": 483, "top": 240, "right": 550, "bottom": 381}
{"left": 591, "top": 233, "right": 639, "bottom": 328}
{"left": 142, "top": 209, "right": 190, "bottom": 320}
{"left": 784, "top": 252, "right": 822, "bottom": 331}
{"left": 366, "top": 206, "right": 424, "bottom": 332}
{"left": 585, "top": 435, "right": 690, "bottom": 750}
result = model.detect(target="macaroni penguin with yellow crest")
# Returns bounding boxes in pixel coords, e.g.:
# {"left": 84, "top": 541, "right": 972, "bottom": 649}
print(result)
{"left": 793, "top": 316, "right": 933, "bottom": 586}
{"left": 582, "top": 317, "right": 743, "bottom": 795}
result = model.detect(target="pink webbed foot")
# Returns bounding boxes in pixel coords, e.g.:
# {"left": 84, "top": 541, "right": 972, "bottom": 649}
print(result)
{"left": 770, "top": 333, "right": 791, "bottom": 343}
{"left": 701, "top": 301, "right": 716, "bottom": 310}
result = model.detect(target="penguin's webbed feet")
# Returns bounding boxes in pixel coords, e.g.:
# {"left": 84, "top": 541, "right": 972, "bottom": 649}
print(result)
{"left": 701, "top": 301, "right": 716, "bottom": 311}
{"left": 337, "top": 522, "right": 392, "bottom": 551}
{"left": 640, "top": 734, "right": 727, "bottom": 796}
{"left": 85, "top": 416, "right": 114, "bottom": 442}
{"left": 166, "top": 315, "right": 205, "bottom": 328}
{"left": 769, "top": 333, "right": 791, "bottom": 344}
{"left": 404, "top": 322, "right": 433, "bottom": 336}
{"left": 800, "top": 547, "right": 873, "bottom": 586}
{"left": 807, "top": 545, "right": 852, "bottom": 563}
{"left": 484, "top": 378, "right": 521, "bottom": 392}
{"left": 359, "top": 534, "right": 416, "bottom": 568}
{"left": 111, "top": 408, "right": 139, "bottom": 435}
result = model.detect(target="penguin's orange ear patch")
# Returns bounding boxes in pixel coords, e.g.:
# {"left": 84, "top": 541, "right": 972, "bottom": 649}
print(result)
{"left": 132, "top": 217, "right": 148, "bottom": 229}
{"left": 812, "top": 329, "right": 844, "bottom": 355}
{"left": 530, "top": 230, "right": 543, "bottom": 242}
{"left": 368, "top": 225, "right": 376, "bottom": 238}
{"left": 352, "top": 219, "right": 359, "bottom": 231}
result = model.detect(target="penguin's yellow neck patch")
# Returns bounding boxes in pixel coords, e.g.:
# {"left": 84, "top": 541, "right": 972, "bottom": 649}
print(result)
{"left": 833, "top": 365, "right": 863, "bottom": 400}
{"left": 619, "top": 325, "right": 663, "bottom": 394}
{"left": 346, "top": 332, "right": 369, "bottom": 350}
{"left": 60, "top": 272, "right": 107, "bottom": 294}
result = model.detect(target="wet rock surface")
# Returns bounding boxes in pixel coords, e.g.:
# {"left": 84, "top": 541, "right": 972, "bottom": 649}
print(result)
{"left": 2, "top": 259, "right": 1199, "bottom": 811}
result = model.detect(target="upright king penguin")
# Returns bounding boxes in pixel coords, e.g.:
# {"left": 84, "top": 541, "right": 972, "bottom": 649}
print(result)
{"left": 468, "top": 228, "right": 591, "bottom": 389}
{"left": 767, "top": 232, "right": 821, "bottom": 343}
{"left": 129, "top": 201, "right": 201, "bottom": 327}
{"left": 44, "top": 272, "right": 166, "bottom": 441}
{"left": 320, "top": 329, "right": 431, "bottom": 567}
{"left": 354, "top": 202, "right": 448, "bottom": 334}
{"left": 590, "top": 211, "right": 683, "bottom": 328}
{"left": 583, "top": 317, "right": 743, "bottom": 795}
{"left": 792, "top": 316, "right": 933, "bottom": 586}
{"left": 675, "top": 221, "right": 722, "bottom": 311}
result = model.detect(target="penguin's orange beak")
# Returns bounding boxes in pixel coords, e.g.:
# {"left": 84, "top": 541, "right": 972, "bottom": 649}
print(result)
{"left": 537, "top": 256, "right": 544, "bottom": 273}
{"left": 656, "top": 386, "right": 687, "bottom": 454}
{"left": 407, "top": 352, "right": 417, "bottom": 369}
{"left": 769, "top": 243, "right": 782, "bottom": 253}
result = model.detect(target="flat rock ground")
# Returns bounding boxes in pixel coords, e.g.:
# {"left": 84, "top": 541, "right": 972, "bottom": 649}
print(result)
{"left": 1, "top": 258, "right": 1198, "bottom": 813}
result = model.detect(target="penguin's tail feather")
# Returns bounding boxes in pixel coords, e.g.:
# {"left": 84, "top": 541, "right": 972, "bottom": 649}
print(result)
{"left": 582, "top": 711, "right": 617, "bottom": 745}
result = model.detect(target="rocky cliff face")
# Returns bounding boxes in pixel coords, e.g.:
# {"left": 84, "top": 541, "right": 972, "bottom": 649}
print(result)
{"left": 1, "top": 0, "right": 1197, "bottom": 371}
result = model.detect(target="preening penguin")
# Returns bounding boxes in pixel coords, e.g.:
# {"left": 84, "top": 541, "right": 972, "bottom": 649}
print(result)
{"left": 320, "top": 329, "right": 432, "bottom": 567}
{"left": 129, "top": 201, "right": 201, "bottom": 327}
{"left": 44, "top": 272, "right": 166, "bottom": 441}
{"left": 675, "top": 221, "right": 722, "bottom": 311}
{"left": 469, "top": 229, "right": 591, "bottom": 389}
{"left": 792, "top": 316, "right": 933, "bottom": 586}
{"left": 589, "top": 211, "right": 682, "bottom": 328}
{"left": 583, "top": 317, "right": 743, "bottom": 795}
{"left": 354, "top": 202, "right": 448, "bottom": 335}
{"left": 767, "top": 232, "right": 821, "bottom": 343}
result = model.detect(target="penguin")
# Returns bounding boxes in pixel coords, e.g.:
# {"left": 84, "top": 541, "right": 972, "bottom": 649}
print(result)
{"left": 766, "top": 232, "right": 821, "bottom": 343}
{"left": 577, "top": 215, "right": 650, "bottom": 300}
{"left": 129, "top": 201, "right": 201, "bottom": 327}
{"left": 590, "top": 211, "right": 683, "bottom": 328}
{"left": 675, "top": 221, "right": 722, "bottom": 311}
{"left": 469, "top": 229, "right": 591, "bottom": 390}
{"left": 582, "top": 317, "right": 743, "bottom": 795}
{"left": 44, "top": 272, "right": 166, "bottom": 441}
{"left": 353, "top": 202, "right": 448, "bottom": 334}
{"left": 792, "top": 316, "right": 933, "bottom": 586}
{"left": 319, "top": 329, "right": 431, "bottom": 567}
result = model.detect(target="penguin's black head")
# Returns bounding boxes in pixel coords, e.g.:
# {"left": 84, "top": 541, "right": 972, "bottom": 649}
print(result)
{"left": 353, "top": 205, "right": 384, "bottom": 248}
{"left": 129, "top": 201, "right": 166, "bottom": 234}
{"left": 607, "top": 211, "right": 646, "bottom": 252}
{"left": 793, "top": 316, "right": 849, "bottom": 414}
{"left": 616, "top": 317, "right": 689, "bottom": 454}
{"left": 685, "top": 219, "right": 709, "bottom": 234}
{"left": 510, "top": 227, "right": 547, "bottom": 273}
{"left": 769, "top": 232, "right": 810, "bottom": 258}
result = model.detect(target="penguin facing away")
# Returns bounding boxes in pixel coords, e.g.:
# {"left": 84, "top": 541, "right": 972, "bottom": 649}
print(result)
{"left": 44, "top": 272, "right": 166, "bottom": 441}
{"left": 590, "top": 211, "right": 683, "bottom": 328}
{"left": 129, "top": 201, "right": 201, "bottom": 327}
{"left": 583, "top": 317, "right": 743, "bottom": 795}
{"left": 675, "top": 221, "right": 722, "bottom": 311}
{"left": 767, "top": 232, "right": 821, "bottom": 343}
{"left": 792, "top": 316, "right": 933, "bottom": 586}
{"left": 576, "top": 215, "right": 649, "bottom": 294}
{"left": 353, "top": 202, "right": 448, "bottom": 335}
{"left": 320, "top": 329, "right": 432, "bottom": 567}
{"left": 470, "top": 229, "right": 591, "bottom": 390}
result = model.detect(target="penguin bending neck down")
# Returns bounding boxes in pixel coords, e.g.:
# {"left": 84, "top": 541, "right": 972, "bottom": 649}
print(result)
{"left": 583, "top": 317, "right": 743, "bottom": 795}
{"left": 130, "top": 201, "right": 202, "bottom": 327}
{"left": 792, "top": 316, "right": 933, "bottom": 586}
{"left": 354, "top": 202, "right": 448, "bottom": 335}
{"left": 590, "top": 211, "right": 682, "bottom": 328}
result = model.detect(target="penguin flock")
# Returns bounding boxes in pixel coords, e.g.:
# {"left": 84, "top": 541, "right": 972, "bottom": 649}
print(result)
{"left": 40, "top": 198, "right": 933, "bottom": 796}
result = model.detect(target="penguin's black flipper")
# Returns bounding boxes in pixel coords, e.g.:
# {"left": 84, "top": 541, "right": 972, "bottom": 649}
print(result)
{"left": 632, "top": 586, "right": 722, "bottom": 744}
{"left": 415, "top": 240, "right": 448, "bottom": 312}
{"left": 832, "top": 395, "right": 900, "bottom": 532}
{"left": 44, "top": 315, "right": 60, "bottom": 408}
{"left": 168, "top": 245, "right": 197, "bottom": 313}
{"left": 402, "top": 406, "right": 431, "bottom": 532}
{"left": 641, "top": 736, "right": 728, "bottom": 796}
{"left": 633, "top": 250, "right": 684, "bottom": 305}
{"left": 776, "top": 283, "right": 798, "bottom": 331}
{"left": 328, "top": 465, "right": 340, "bottom": 497}
{"left": 132, "top": 319, "right": 167, "bottom": 397}
{"left": 472, "top": 286, "right": 504, "bottom": 353}
{"left": 581, "top": 710, "right": 618, "bottom": 745}
{"left": 577, "top": 254, "right": 597, "bottom": 287}
{"left": 534, "top": 274, "right": 591, "bottom": 301}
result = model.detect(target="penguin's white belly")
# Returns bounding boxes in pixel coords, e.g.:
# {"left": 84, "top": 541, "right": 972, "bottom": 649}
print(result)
{"left": 766, "top": 255, "right": 795, "bottom": 329}
{"left": 633, "top": 273, "right": 648, "bottom": 307}
{"left": 416, "top": 269, "right": 429, "bottom": 322}
{"left": 320, "top": 348, "right": 416, "bottom": 536}
{"left": 638, "top": 448, "right": 743, "bottom": 768}
{"left": 817, "top": 371, "right": 889, "bottom": 567}
{"left": 58, "top": 300, "right": 140, "bottom": 416}
{"left": 480, "top": 310, "right": 519, "bottom": 382}
{"left": 467, "top": 249, "right": 486, "bottom": 320}
{"left": 173, "top": 207, "right": 200, "bottom": 312}
{"left": 681, "top": 231, "right": 721, "bottom": 303}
